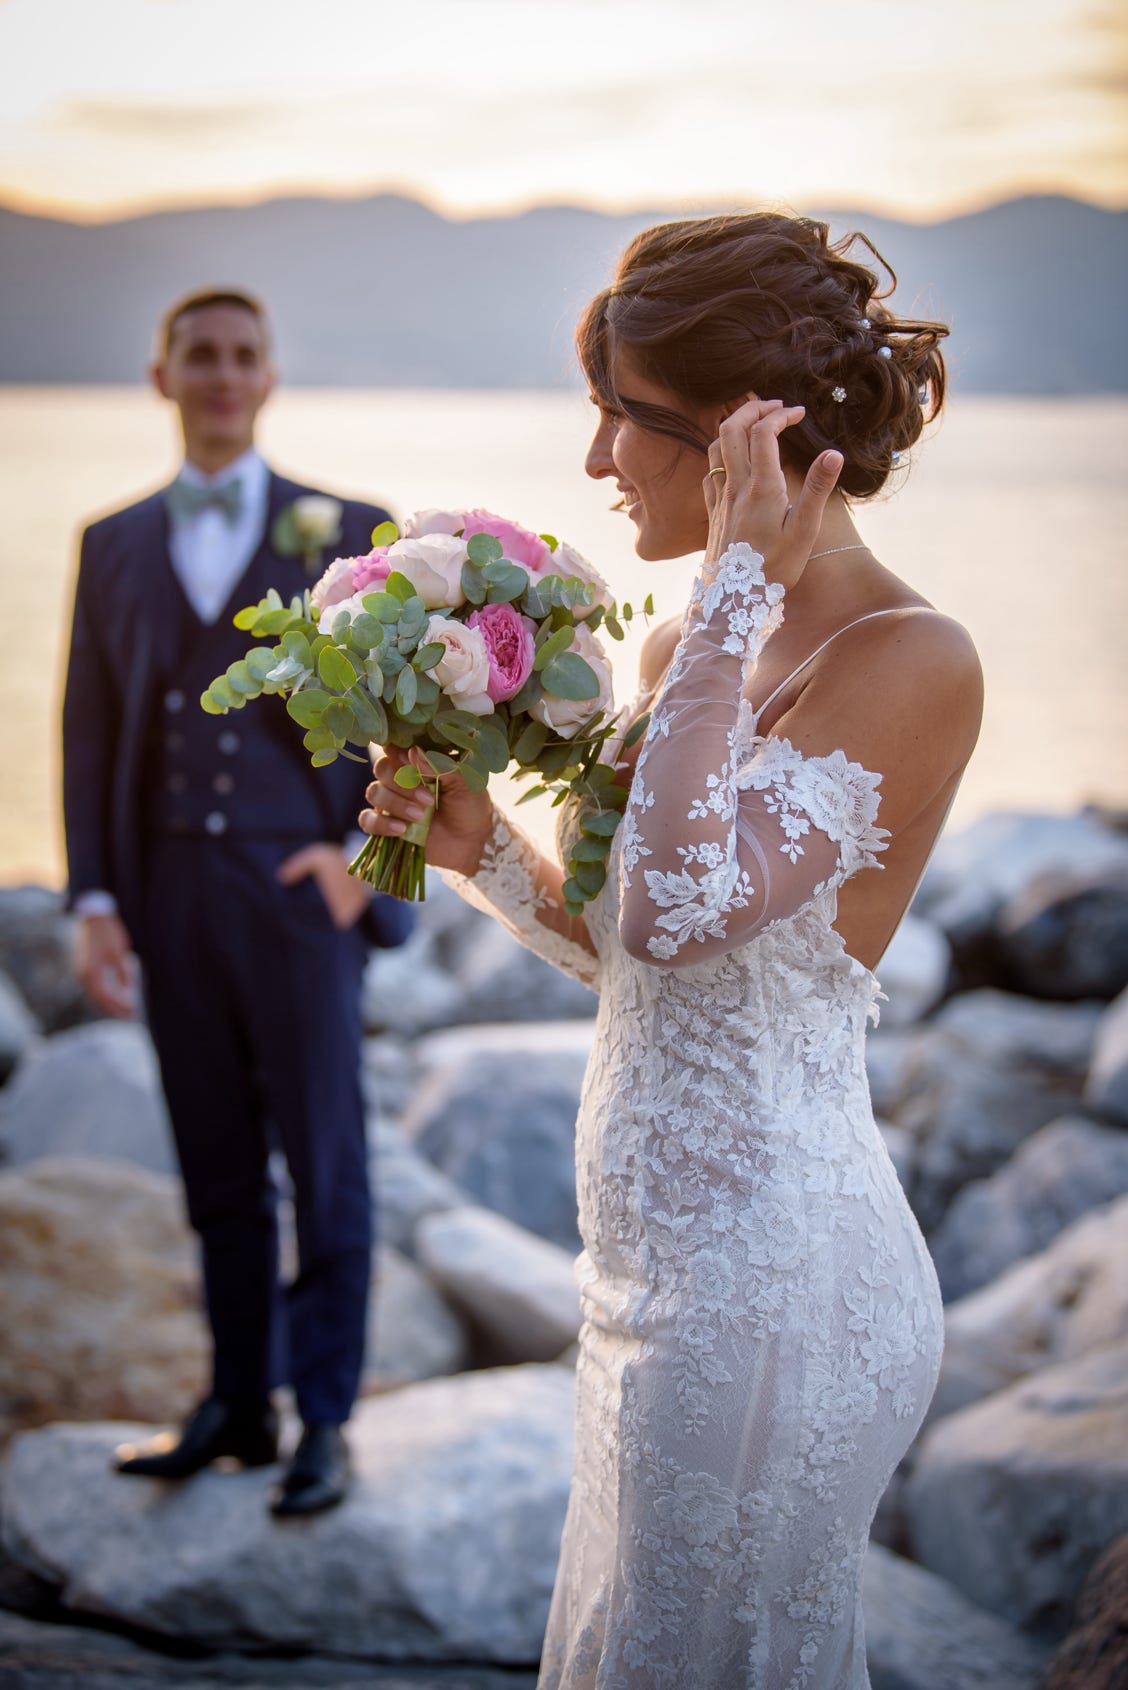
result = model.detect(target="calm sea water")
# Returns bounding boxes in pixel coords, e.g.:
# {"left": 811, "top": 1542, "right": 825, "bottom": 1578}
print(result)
{"left": 2, "top": 386, "right": 1126, "bottom": 885}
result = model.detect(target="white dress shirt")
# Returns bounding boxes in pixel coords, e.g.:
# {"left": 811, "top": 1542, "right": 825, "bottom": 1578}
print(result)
{"left": 168, "top": 447, "right": 271, "bottom": 624}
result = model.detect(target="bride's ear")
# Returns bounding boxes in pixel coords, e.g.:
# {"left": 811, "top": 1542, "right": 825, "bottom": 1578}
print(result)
{"left": 714, "top": 390, "right": 763, "bottom": 427}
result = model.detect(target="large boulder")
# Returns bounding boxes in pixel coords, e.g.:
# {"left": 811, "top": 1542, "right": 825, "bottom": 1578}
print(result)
{"left": 0, "top": 1021, "right": 175, "bottom": 1175}
{"left": 929, "top": 1115, "right": 1128, "bottom": 1301}
{"left": 931, "top": 1194, "right": 1128, "bottom": 1421}
{"left": 445, "top": 919, "right": 598, "bottom": 1025}
{"left": 0, "top": 1157, "right": 207, "bottom": 1443}
{"left": 862, "top": 1542, "right": 1049, "bottom": 1690}
{"left": 996, "top": 867, "right": 1128, "bottom": 1001}
{"left": 873, "top": 914, "right": 950, "bottom": 1029}
{"left": 0, "top": 1364, "right": 576, "bottom": 1662}
{"left": 365, "top": 1241, "right": 469, "bottom": 1386}
{"left": 0, "top": 886, "right": 93, "bottom": 1034}
{"left": 0, "top": 969, "right": 39, "bottom": 1084}
{"left": 892, "top": 991, "right": 1099, "bottom": 1232}
{"left": 404, "top": 1022, "right": 594, "bottom": 1251}
{"left": 1040, "top": 1532, "right": 1128, "bottom": 1690}
{"left": 905, "top": 1336, "right": 1128, "bottom": 1639}
{"left": 915, "top": 810, "right": 1128, "bottom": 938}
{"left": 368, "top": 1113, "right": 467, "bottom": 1258}
{"left": 361, "top": 930, "right": 467, "bottom": 1038}
{"left": 1086, "top": 985, "right": 1128, "bottom": 1126}
{"left": 416, "top": 1206, "right": 580, "bottom": 1364}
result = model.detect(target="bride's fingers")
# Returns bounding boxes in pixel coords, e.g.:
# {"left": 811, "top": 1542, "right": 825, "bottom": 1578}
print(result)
{"left": 784, "top": 449, "right": 845, "bottom": 554}
{"left": 715, "top": 397, "right": 783, "bottom": 482}
{"left": 744, "top": 403, "right": 806, "bottom": 493}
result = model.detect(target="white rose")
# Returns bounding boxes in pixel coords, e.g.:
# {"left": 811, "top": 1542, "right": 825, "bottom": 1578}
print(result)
{"left": 310, "top": 554, "right": 357, "bottom": 614}
{"left": 551, "top": 541, "right": 616, "bottom": 621}
{"left": 425, "top": 614, "right": 494, "bottom": 716}
{"left": 291, "top": 495, "right": 343, "bottom": 547}
{"left": 388, "top": 534, "right": 469, "bottom": 609}
{"left": 316, "top": 590, "right": 372, "bottom": 631}
{"left": 402, "top": 507, "right": 466, "bottom": 538}
{"left": 530, "top": 621, "right": 615, "bottom": 739}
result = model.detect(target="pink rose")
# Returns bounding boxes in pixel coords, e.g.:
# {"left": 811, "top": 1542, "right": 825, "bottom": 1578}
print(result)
{"left": 466, "top": 602, "right": 537, "bottom": 703}
{"left": 310, "top": 555, "right": 363, "bottom": 614}
{"left": 352, "top": 546, "right": 392, "bottom": 591}
{"left": 460, "top": 509, "right": 550, "bottom": 575}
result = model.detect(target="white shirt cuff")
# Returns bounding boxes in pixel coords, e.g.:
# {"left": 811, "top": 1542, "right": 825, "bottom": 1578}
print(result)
{"left": 73, "top": 890, "right": 119, "bottom": 918}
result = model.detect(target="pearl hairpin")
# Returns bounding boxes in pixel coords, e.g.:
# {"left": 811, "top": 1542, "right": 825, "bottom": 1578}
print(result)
{"left": 878, "top": 346, "right": 893, "bottom": 360}
{"left": 831, "top": 386, "right": 847, "bottom": 404}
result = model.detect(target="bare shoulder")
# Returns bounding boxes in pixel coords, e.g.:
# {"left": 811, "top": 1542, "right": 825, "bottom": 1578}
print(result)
{"left": 860, "top": 606, "right": 982, "bottom": 707}
{"left": 813, "top": 604, "right": 984, "bottom": 757}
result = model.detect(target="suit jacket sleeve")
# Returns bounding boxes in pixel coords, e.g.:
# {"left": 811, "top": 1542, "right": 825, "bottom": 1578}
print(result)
{"left": 62, "top": 523, "right": 120, "bottom": 907}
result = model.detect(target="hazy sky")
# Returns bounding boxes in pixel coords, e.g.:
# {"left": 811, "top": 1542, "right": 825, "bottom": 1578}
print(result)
{"left": 2, "top": 0, "right": 1125, "bottom": 223}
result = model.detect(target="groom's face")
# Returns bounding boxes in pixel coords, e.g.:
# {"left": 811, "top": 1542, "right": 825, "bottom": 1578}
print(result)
{"left": 153, "top": 303, "right": 276, "bottom": 456}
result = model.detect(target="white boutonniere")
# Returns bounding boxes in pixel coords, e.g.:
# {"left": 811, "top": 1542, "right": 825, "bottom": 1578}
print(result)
{"left": 272, "top": 495, "right": 344, "bottom": 576}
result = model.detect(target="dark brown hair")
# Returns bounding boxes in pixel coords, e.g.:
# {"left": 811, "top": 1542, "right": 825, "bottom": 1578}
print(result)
{"left": 159, "top": 288, "right": 272, "bottom": 359}
{"left": 577, "top": 211, "right": 948, "bottom": 499}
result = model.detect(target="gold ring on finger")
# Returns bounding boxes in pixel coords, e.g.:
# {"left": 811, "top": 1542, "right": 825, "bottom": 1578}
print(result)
{"left": 707, "top": 466, "right": 727, "bottom": 479}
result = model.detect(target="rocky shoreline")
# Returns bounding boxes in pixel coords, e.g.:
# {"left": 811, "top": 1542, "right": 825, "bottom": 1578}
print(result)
{"left": 1, "top": 805, "right": 1127, "bottom": 1689}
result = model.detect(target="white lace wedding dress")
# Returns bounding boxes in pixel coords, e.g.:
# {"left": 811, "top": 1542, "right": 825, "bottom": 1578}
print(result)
{"left": 441, "top": 545, "right": 945, "bottom": 1689}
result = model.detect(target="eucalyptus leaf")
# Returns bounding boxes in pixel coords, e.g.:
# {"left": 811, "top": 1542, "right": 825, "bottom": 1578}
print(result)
{"left": 370, "top": 520, "right": 399, "bottom": 548}
{"left": 286, "top": 689, "right": 332, "bottom": 729}
{"left": 422, "top": 748, "right": 458, "bottom": 775}
{"left": 225, "top": 661, "right": 261, "bottom": 697}
{"left": 571, "top": 835, "right": 610, "bottom": 862}
{"left": 413, "top": 640, "right": 445, "bottom": 671}
{"left": 319, "top": 646, "right": 358, "bottom": 690}
{"left": 363, "top": 591, "right": 403, "bottom": 624}
{"left": 303, "top": 726, "right": 338, "bottom": 752}
{"left": 466, "top": 533, "right": 503, "bottom": 566}
{"left": 349, "top": 688, "right": 388, "bottom": 741}
{"left": 474, "top": 723, "right": 511, "bottom": 774}
{"left": 311, "top": 748, "right": 338, "bottom": 767}
{"left": 233, "top": 605, "right": 260, "bottom": 631}
{"left": 459, "top": 759, "right": 489, "bottom": 793}
{"left": 513, "top": 719, "right": 548, "bottom": 764}
{"left": 245, "top": 647, "right": 278, "bottom": 682}
{"left": 460, "top": 561, "right": 487, "bottom": 605}
{"left": 581, "top": 810, "right": 621, "bottom": 838}
{"left": 623, "top": 712, "right": 651, "bottom": 748}
{"left": 395, "top": 665, "right": 418, "bottom": 715}
{"left": 542, "top": 651, "right": 599, "bottom": 700}
{"left": 507, "top": 672, "right": 544, "bottom": 714}
{"left": 604, "top": 615, "right": 625, "bottom": 641}
{"left": 384, "top": 571, "right": 415, "bottom": 603}
{"left": 394, "top": 765, "right": 422, "bottom": 789}
{"left": 533, "top": 624, "right": 575, "bottom": 672}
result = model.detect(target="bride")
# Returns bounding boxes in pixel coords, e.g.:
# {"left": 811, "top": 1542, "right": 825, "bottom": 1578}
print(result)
{"left": 359, "top": 211, "right": 982, "bottom": 1688}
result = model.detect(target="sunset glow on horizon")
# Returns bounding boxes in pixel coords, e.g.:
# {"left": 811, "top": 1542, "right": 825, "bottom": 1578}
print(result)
{"left": 1, "top": 0, "right": 1125, "bottom": 227}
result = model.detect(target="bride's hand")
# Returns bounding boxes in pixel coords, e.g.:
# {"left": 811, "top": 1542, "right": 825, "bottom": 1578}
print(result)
{"left": 702, "top": 397, "right": 844, "bottom": 592}
{"left": 359, "top": 746, "right": 494, "bottom": 879}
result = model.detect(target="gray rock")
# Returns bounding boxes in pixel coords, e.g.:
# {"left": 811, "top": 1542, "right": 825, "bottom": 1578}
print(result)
{"left": 915, "top": 810, "right": 1128, "bottom": 931}
{"left": 405, "top": 1022, "right": 594, "bottom": 1251}
{"left": 368, "top": 1114, "right": 466, "bottom": 1257}
{"left": 0, "top": 1157, "right": 207, "bottom": 1443}
{"left": 930, "top": 1116, "right": 1128, "bottom": 1301}
{"left": 862, "top": 1542, "right": 1049, "bottom": 1690}
{"left": 930, "top": 1194, "right": 1128, "bottom": 1422}
{"left": 0, "top": 1608, "right": 540, "bottom": 1689}
{"left": 362, "top": 1033, "right": 421, "bottom": 1124}
{"left": 997, "top": 867, "right": 1128, "bottom": 1001}
{"left": 0, "top": 967, "right": 40, "bottom": 1083}
{"left": 864, "top": 1028, "right": 926, "bottom": 1119}
{"left": 447, "top": 920, "right": 598, "bottom": 1024}
{"left": 905, "top": 1336, "right": 1128, "bottom": 1639}
{"left": 416, "top": 1206, "right": 580, "bottom": 1364}
{"left": 1086, "top": 985, "right": 1128, "bottom": 1126}
{"left": 0, "top": 1021, "right": 174, "bottom": 1175}
{"left": 366, "top": 1242, "right": 469, "bottom": 1385}
{"left": 1, "top": 1365, "right": 575, "bottom": 1662}
{"left": 874, "top": 914, "right": 950, "bottom": 1029}
{"left": 926, "top": 989, "right": 1101, "bottom": 1075}
{"left": 0, "top": 886, "right": 93, "bottom": 1034}
{"left": 893, "top": 992, "right": 1096, "bottom": 1232}
{"left": 361, "top": 932, "right": 467, "bottom": 1038}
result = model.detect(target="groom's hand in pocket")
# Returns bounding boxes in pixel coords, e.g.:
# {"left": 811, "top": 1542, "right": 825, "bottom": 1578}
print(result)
{"left": 75, "top": 913, "right": 139, "bottom": 1019}
{"left": 277, "top": 842, "right": 372, "bottom": 930}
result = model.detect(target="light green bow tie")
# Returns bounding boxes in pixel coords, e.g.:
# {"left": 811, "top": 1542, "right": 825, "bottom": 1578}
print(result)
{"left": 166, "top": 476, "right": 245, "bottom": 527}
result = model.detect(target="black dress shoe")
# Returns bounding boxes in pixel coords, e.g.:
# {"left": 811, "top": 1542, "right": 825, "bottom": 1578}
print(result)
{"left": 269, "top": 1423, "right": 350, "bottom": 1518}
{"left": 114, "top": 1397, "right": 279, "bottom": 1479}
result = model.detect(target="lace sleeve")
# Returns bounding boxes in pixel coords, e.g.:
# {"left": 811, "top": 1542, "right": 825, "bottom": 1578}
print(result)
{"left": 617, "top": 542, "right": 889, "bottom": 967}
{"left": 438, "top": 808, "right": 602, "bottom": 991}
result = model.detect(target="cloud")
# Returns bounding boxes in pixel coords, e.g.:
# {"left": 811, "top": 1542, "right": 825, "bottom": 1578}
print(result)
{"left": 60, "top": 97, "right": 281, "bottom": 139}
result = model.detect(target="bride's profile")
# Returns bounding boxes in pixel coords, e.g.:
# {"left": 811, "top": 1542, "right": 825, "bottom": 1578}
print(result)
{"left": 360, "top": 210, "right": 982, "bottom": 1688}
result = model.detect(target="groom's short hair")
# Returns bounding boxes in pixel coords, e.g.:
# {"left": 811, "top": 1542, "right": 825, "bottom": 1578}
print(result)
{"left": 159, "top": 288, "right": 272, "bottom": 359}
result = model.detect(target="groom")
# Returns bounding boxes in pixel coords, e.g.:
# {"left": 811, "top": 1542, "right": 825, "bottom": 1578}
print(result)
{"left": 63, "top": 286, "right": 412, "bottom": 1516}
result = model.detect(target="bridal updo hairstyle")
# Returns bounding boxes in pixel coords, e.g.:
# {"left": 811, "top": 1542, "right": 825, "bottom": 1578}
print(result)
{"left": 577, "top": 211, "right": 949, "bottom": 500}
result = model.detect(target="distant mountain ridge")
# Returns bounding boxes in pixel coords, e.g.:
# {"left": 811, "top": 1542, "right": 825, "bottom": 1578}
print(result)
{"left": 1, "top": 192, "right": 1124, "bottom": 392}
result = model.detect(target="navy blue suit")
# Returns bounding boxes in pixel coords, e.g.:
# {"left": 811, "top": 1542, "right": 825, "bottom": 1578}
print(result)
{"left": 62, "top": 469, "right": 412, "bottom": 1422}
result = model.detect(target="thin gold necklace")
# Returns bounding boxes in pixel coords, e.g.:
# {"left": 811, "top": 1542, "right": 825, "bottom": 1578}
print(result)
{"left": 808, "top": 543, "right": 869, "bottom": 561}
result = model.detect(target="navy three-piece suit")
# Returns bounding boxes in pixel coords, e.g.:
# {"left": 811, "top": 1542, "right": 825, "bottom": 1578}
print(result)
{"left": 62, "top": 469, "right": 412, "bottom": 1423}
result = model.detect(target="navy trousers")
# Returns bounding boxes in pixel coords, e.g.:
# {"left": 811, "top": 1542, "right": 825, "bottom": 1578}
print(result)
{"left": 139, "top": 834, "right": 371, "bottom": 1424}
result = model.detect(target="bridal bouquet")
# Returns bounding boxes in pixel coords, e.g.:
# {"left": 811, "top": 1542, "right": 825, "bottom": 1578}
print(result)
{"left": 201, "top": 509, "right": 650, "bottom": 909}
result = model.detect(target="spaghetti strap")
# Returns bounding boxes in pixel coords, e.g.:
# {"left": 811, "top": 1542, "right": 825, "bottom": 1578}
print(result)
{"left": 750, "top": 607, "right": 909, "bottom": 720}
